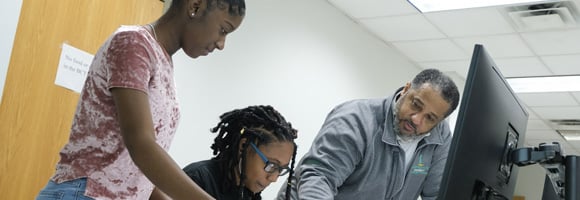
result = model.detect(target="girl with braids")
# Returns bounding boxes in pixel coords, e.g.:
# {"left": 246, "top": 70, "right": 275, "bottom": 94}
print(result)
{"left": 182, "top": 105, "right": 298, "bottom": 200}
{"left": 37, "top": 0, "right": 245, "bottom": 199}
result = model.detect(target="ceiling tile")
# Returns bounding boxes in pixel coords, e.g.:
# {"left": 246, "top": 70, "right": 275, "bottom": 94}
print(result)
{"left": 525, "top": 139, "right": 565, "bottom": 147}
{"left": 517, "top": 92, "right": 579, "bottom": 107}
{"left": 573, "top": 92, "right": 580, "bottom": 102}
{"left": 418, "top": 60, "right": 471, "bottom": 78}
{"left": 521, "top": 29, "right": 580, "bottom": 55}
{"left": 567, "top": 141, "right": 580, "bottom": 154}
{"left": 541, "top": 54, "right": 580, "bottom": 75}
{"left": 526, "top": 120, "right": 553, "bottom": 131}
{"left": 568, "top": 148, "right": 580, "bottom": 156}
{"left": 526, "top": 107, "right": 539, "bottom": 120}
{"left": 494, "top": 57, "right": 552, "bottom": 77}
{"left": 359, "top": 14, "right": 446, "bottom": 41}
{"left": 525, "top": 130, "right": 559, "bottom": 141}
{"left": 453, "top": 34, "right": 535, "bottom": 58}
{"left": 391, "top": 39, "right": 470, "bottom": 62}
{"left": 531, "top": 106, "right": 580, "bottom": 120}
{"left": 567, "top": 140, "right": 580, "bottom": 147}
{"left": 327, "top": 0, "right": 418, "bottom": 19}
{"left": 424, "top": 8, "right": 515, "bottom": 37}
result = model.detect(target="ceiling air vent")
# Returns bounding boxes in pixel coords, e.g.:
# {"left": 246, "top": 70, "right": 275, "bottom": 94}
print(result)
{"left": 503, "top": 1, "right": 580, "bottom": 31}
{"left": 550, "top": 119, "right": 580, "bottom": 126}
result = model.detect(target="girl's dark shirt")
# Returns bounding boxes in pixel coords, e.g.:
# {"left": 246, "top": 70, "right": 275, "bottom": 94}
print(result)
{"left": 183, "top": 159, "right": 256, "bottom": 200}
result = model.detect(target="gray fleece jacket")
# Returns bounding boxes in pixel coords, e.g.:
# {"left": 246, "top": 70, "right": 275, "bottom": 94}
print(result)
{"left": 277, "top": 90, "right": 452, "bottom": 200}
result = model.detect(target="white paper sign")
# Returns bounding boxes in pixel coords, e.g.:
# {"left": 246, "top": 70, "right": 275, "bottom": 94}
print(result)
{"left": 54, "top": 43, "right": 94, "bottom": 93}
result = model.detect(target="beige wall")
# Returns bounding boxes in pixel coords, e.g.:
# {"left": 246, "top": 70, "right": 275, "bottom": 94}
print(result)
{"left": 514, "top": 164, "right": 546, "bottom": 200}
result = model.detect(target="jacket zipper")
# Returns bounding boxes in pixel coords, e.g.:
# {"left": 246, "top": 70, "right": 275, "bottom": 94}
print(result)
{"left": 391, "top": 141, "right": 431, "bottom": 198}
{"left": 385, "top": 149, "right": 400, "bottom": 200}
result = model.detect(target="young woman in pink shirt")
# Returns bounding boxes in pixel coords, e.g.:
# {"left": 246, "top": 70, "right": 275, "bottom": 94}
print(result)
{"left": 36, "top": 0, "right": 245, "bottom": 199}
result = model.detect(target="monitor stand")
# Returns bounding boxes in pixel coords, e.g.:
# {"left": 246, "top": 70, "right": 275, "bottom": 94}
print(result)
{"left": 511, "top": 142, "right": 579, "bottom": 200}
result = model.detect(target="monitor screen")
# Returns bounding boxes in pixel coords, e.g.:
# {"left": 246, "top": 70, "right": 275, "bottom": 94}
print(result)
{"left": 437, "top": 44, "right": 529, "bottom": 200}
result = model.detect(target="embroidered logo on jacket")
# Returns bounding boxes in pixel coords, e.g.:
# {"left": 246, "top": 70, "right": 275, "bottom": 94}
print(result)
{"left": 410, "top": 154, "right": 429, "bottom": 175}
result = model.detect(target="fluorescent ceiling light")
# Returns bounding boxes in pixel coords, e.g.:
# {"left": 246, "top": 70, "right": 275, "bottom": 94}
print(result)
{"left": 408, "top": 0, "right": 553, "bottom": 12}
{"left": 506, "top": 75, "right": 580, "bottom": 93}
{"left": 557, "top": 130, "right": 580, "bottom": 141}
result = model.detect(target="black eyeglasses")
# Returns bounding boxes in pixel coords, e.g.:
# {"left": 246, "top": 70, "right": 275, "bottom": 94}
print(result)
{"left": 249, "top": 142, "right": 290, "bottom": 176}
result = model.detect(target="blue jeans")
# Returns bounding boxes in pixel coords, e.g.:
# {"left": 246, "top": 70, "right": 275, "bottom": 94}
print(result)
{"left": 36, "top": 178, "right": 94, "bottom": 200}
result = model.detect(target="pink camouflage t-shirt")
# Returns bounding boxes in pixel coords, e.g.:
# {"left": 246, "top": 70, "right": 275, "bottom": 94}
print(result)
{"left": 51, "top": 25, "right": 179, "bottom": 199}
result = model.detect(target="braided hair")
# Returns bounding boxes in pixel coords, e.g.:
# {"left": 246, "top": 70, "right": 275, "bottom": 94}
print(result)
{"left": 210, "top": 105, "right": 297, "bottom": 200}
{"left": 170, "top": 0, "right": 246, "bottom": 16}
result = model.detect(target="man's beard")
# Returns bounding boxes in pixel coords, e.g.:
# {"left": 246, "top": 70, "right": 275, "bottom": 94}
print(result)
{"left": 393, "top": 100, "right": 422, "bottom": 142}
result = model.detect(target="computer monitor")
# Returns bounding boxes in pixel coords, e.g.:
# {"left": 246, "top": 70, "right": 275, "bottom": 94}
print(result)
{"left": 437, "top": 44, "right": 529, "bottom": 200}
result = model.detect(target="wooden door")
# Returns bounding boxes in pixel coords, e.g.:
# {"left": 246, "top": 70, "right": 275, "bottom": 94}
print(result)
{"left": 0, "top": 0, "right": 163, "bottom": 199}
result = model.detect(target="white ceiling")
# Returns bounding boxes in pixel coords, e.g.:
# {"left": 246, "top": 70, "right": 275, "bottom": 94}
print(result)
{"left": 327, "top": 0, "right": 580, "bottom": 155}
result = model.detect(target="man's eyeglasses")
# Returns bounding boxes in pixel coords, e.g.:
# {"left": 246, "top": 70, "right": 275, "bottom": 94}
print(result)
{"left": 249, "top": 142, "right": 290, "bottom": 176}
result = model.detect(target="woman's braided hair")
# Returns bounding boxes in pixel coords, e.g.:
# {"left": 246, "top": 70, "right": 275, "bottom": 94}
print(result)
{"left": 171, "top": 0, "right": 246, "bottom": 16}
{"left": 210, "top": 105, "right": 297, "bottom": 200}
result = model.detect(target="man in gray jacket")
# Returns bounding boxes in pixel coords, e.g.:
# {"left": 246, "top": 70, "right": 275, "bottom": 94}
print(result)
{"left": 277, "top": 69, "right": 460, "bottom": 200}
